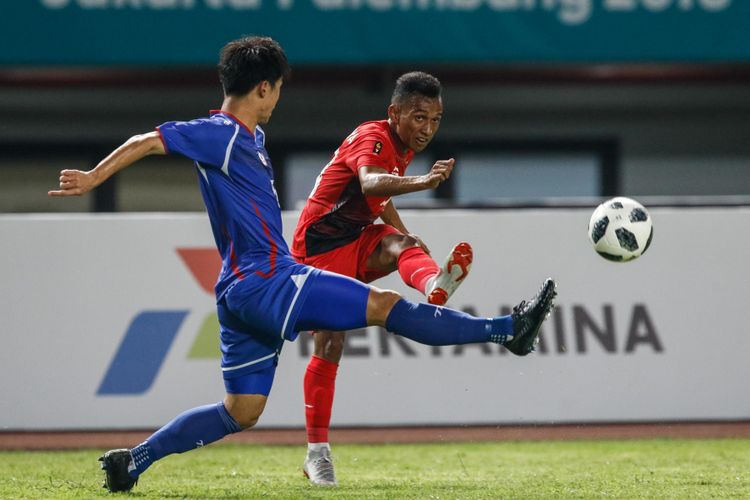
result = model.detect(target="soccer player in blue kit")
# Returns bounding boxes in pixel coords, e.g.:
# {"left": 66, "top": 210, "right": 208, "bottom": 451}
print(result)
{"left": 49, "top": 36, "right": 557, "bottom": 493}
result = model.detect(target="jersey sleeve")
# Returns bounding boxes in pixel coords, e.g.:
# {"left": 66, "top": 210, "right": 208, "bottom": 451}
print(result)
{"left": 345, "top": 130, "right": 393, "bottom": 173}
{"left": 157, "top": 118, "right": 236, "bottom": 168}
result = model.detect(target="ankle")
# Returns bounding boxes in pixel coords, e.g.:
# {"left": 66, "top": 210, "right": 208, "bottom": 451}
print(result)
{"left": 308, "top": 442, "right": 331, "bottom": 453}
{"left": 423, "top": 275, "right": 437, "bottom": 294}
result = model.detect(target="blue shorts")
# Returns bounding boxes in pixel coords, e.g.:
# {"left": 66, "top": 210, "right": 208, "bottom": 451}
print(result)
{"left": 218, "top": 261, "right": 370, "bottom": 386}
{"left": 224, "top": 364, "right": 276, "bottom": 396}
{"left": 219, "top": 262, "right": 319, "bottom": 379}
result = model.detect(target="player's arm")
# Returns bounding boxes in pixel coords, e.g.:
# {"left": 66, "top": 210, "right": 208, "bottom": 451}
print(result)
{"left": 379, "top": 199, "right": 431, "bottom": 255}
{"left": 379, "top": 199, "right": 409, "bottom": 233}
{"left": 48, "top": 131, "right": 166, "bottom": 197}
{"left": 358, "top": 158, "right": 455, "bottom": 197}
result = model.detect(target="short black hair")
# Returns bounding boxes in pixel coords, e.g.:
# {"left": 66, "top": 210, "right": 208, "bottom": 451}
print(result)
{"left": 218, "top": 36, "right": 291, "bottom": 96}
{"left": 391, "top": 71, "right": 441, "bottom": 106}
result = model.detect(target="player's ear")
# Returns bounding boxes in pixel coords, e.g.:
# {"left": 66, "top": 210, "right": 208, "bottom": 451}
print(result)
{"left": 387, "top": 103, "right": 400, "bottom": 124}
{"left": 257, "top": 80, "right": 270, "bottom": 98}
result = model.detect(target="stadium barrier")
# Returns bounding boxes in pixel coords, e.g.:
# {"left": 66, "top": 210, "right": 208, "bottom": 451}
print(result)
{"left": 1, "top": 208, "right": 747, "bottom": 430}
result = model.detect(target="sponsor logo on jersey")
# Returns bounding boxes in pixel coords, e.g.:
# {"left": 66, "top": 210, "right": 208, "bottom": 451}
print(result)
{"left": 373, "top": 141, "right": 383, "bottom": 154}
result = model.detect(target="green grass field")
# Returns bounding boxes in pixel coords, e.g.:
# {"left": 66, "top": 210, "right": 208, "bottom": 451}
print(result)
{"left": 2, "top": 439, "right": 749, "bottom": 498}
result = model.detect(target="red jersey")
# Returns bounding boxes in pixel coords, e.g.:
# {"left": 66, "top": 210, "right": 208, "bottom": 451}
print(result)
{"left": 292, "top": 120, "right": 414, "bottom": 258}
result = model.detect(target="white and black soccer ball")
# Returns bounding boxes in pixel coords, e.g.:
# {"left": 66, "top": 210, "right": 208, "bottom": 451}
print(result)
{"left": 588, "top": 197, "right": 653, "bottom": 262}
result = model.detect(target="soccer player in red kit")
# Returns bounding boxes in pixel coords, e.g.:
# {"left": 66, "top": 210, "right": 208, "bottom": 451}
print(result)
{"left": 291, "top": 72, "right": 473, "bottom": 485}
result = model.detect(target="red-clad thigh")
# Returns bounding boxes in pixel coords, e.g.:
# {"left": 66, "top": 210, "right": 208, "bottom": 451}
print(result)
{"left": 356, "top": 224, "right": 403, "bottom": 283}
{"left": 300, "top": 224, "right": 402, "bottom": 283}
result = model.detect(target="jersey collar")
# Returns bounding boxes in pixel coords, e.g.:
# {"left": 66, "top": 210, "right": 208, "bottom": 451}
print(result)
{"left": 210, "top": 110, "right": 256, "bottom": 139}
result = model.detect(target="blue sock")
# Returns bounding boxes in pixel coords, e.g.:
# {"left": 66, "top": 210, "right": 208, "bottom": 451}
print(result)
{"left": 129, "top": 402, "right": 242, "bottom": 478}
{"left": 385, "top": 299, "right": 513, "bottom": 346}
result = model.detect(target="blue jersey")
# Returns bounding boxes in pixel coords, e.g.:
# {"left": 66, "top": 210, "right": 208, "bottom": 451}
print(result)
{"left": 157, "top": 111, "right": 320, "bottom": 375}
{"left": 158, "top": 111, "right": 293, "bottom": 299}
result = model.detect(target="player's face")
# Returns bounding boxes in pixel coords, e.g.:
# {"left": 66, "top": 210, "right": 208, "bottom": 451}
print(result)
{"left": 259, "top": 79, "right": 283, "bottom": 124}
{"left": 389, "top": 96, "right": 443, "bottom": 153}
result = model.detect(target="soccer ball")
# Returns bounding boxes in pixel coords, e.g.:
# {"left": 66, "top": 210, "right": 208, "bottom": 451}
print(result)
{"left": 588, "top": 197, "right": 653, "bottom": 262}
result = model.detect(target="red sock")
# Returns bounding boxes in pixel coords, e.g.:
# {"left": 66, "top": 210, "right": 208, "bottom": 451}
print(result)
{"left": 304, "top": 354, "right": 338, "bottom": 443}
{"left": 397, "top": 246, "right": 440, "bottom": 294}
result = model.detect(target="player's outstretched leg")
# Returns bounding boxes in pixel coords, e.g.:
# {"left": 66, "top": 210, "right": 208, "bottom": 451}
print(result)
{"left": 502, "top": 278, "right": 557, "bottom": 355}
{"left": 426, "top": 241, "right": 473, "bottom": 305}
{"left": 99, "top": 449, "right": 137, "bottom": 492}
{"left": 296, "top": 270, "right": 556, "bottom": 353}
{"left": 382, "top": 277, "right": 556, "bottom": 352}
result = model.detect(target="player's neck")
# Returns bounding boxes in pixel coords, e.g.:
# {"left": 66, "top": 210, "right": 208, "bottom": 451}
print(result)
{"left": 387, "top": 118, "right": 411, "bottom": 155}
{"left": 220, "top": 97, "right": 260, "bottom": 133}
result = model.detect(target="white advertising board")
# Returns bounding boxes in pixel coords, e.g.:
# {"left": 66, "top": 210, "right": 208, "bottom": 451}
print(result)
{"left": 1, "top": 208, "right": 748, "bottom": 430}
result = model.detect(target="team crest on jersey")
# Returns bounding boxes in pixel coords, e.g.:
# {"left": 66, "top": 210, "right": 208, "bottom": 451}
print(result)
{"left": 257, "top": 152, "right": 268, "bottom": 166}
{"left": 373, "top": 141, "right": 383, "bottom": 154}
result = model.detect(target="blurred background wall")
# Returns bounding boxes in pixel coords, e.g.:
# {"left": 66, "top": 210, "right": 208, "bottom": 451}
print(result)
{"left": 1, "top": 1, "right": 749, "bottom": 213}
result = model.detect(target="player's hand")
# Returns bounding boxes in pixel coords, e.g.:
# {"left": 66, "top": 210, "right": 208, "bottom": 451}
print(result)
{"left": 408, "top": 233, "right": 431, "bottom": 255}
{"left": 48, "top": 169, "right": 97, "bottom": 197}
{"left": 422, "top": 158, "right": 455, "bottom": 189}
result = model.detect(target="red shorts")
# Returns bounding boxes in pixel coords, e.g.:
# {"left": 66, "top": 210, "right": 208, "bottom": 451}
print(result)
{"left": 298, "top": 224, "right": 402, "bottom": 283}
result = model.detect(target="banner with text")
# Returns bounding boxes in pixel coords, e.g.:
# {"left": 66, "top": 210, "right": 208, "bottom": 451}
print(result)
{"left": 2, "top": 1, "right": 748, "bottom": 65}
{"left": 1, "top": 208, "right": 748, "bottom": 430}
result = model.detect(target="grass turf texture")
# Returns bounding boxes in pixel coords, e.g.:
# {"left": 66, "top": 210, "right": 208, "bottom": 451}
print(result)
{"left": 1, "top": 439, "right": 749, "bottom": 498}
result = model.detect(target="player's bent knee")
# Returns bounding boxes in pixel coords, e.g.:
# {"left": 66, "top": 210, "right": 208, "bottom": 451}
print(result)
{"left": 224, "top": 394, "right": 267, "bottom": 430}
{"left": 399, "top": 234, "right": 421, "bottom": 249}
{"left": 377, "top": 234, "right": 421, "bottom": 270}
{"left": 366, "top": 287, "right": 402, "bottom": 326}
{"left": 313, "top": 331, "right": 345, "bottom": 362}
{"left": 388, "top": 234, "right": 420, "bottom": 258}
{"left": 234, "top": 416, "right": 260, "bottom": 430}
{"left": 231, "top": 410, "right": 262, "bottom": 430}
